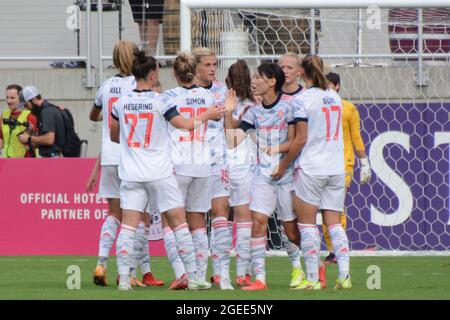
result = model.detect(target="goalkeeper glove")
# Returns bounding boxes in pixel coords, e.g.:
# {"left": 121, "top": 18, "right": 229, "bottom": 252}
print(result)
{"left": 359, "top": 157, "right": 371, "bottom": 184}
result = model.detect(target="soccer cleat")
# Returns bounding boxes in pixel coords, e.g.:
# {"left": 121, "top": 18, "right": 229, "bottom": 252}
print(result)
{"left": 116, "top": 275, "right": 146, "bottom": 288}
{"left": 188, "top": 279, "right": 212, "bottom": 291}
{"left": 130, "top": 276, "right": 147, "bottom": 288}
{"left": 324, "top": 252, "right": 337, "bottom": 265}
{"left": 93, "top": 265, "right": 108, "bottom": 286}
{"left": 142, "top": 272, "right": 165, "bottom": 286}
{"left": 219, "top": 278, "right": 235, "bottom": 290}
{"left": 236, "top": 274, "right": 252, "bottom": 287}
{"left": 241, "top": 280, "right": 268, "bottom": 291}
{"left": 319, "top": 264, "right": 327, "bottom": 289}
{"left": 289, "top": 267, "right": 305, "bottom": 288}
{"left": 334, "top": 276, "right": 352, "bottom": 289}
{"left": 118, "top": 282, "right": 133, "bottom": 291}
{"left": 169, "top": 274, "right": 188, "bottom": 290}
{"left": 210, "top": 274, "right": 221, "bottom": 286}
{"left": 293, "top": 280, "right": 322, "bottom": 290}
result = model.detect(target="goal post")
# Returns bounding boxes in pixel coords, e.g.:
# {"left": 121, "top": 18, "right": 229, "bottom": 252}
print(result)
{"left": 178, "top": 0, "right": 450, "bottom": 255}
{"left": 180, "top": 0, "right": 450, "bottom": 52}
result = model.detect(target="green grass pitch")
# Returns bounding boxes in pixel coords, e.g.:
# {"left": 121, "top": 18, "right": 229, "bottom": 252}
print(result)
{"left": 0, "top": 256, "right": 449, "bottom": 300}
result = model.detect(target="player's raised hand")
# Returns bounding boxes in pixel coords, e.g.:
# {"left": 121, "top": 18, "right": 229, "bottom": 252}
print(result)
{"left": 360, "top": 157, "right": 371, "bottom": 184}
{"left": 224, "top": 89, "right": 238, "bottom": 113}
{"left": 205, "top": 105, "right": 223, "bottom": 120}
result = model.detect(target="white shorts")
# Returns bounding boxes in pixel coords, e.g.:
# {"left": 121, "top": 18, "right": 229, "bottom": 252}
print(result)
{"left": 229, "top": 169, "right": 251, "bottom": 207}
{"left": 294, "top": 169, "right": 346, "bottom": 212}
{"left": 249, "top": 175, "right": 295, "bottom": 222}
{"left": 120, "top": 174, "right": 184, "bottom": 213}
{"left": 210, "top": 165, "right": 230, "bottom": 199}
{"left": 98, "top": 165, "right": 120, "bottom": 199}
{"left": 176, "top": 174, "right": 211, "bottom": 213}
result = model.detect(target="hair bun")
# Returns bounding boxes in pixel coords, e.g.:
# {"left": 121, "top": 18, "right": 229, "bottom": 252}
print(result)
{"left": 134, "top": 50, "right": 147, "bottom": 63}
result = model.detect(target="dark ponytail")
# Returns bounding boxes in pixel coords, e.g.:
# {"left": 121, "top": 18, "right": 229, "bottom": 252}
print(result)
{"left": 301, "top": 54, "right": 328, "bottom": 90}
{"left": 226, "top": 59, "right": 254, "bottom": 101}
{"left": 132, "top": 49, "right": 158, "bottom": 80}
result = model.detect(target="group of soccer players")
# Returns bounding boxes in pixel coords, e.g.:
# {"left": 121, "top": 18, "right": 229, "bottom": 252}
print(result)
{"left": 86, "top": 39, "right": 371, "bottom": 291}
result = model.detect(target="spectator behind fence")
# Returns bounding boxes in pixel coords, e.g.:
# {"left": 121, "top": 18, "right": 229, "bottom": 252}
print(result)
{"left": 129, "top": 0, "right": 164, "bottom": 54}
{"left": 18, "top": 86, "right": 66, "bottom": 158}
{"left": 0, "top": 85, "right": 38, "bottom": 158}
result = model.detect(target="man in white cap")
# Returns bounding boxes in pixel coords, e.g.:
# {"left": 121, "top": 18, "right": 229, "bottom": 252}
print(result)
{"left": 18, "top": 86, "right": 66, "bottom": 158}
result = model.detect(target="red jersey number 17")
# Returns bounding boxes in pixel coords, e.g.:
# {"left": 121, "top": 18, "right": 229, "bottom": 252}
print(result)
{"left": 321, "top": 105, "right": 341, "bottom": 142}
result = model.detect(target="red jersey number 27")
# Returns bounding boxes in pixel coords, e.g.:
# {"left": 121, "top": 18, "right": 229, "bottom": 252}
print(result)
{"left": 321, "top": 105, "right": 341, "bottom": 142}
{"left": 124, "top": 113, "right": 154, "bottom": 148}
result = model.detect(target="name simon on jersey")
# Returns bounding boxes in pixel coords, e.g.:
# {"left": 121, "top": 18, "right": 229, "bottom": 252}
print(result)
{"left": 123, "top": 103, "right": 153, "bottom": 111}
{"left": 186, "top": 97, "right": 206, "bottom": 105}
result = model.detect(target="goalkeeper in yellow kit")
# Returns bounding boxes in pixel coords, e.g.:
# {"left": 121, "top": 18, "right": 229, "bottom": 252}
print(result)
{"left": 322, "top": 72, "right": 372, "bottom": 265}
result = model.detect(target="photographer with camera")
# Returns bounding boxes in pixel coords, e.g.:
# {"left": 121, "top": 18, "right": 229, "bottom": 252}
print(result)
{"left": 0, "top": 84, "right": 37, "bottom": 158}
{"left": 18, "top": 86, "right": 66, "bottom": 158}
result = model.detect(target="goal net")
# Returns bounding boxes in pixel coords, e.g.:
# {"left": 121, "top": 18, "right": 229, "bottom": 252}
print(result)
{"left": 181, "top": 6, "right": 450, "bottom": 255}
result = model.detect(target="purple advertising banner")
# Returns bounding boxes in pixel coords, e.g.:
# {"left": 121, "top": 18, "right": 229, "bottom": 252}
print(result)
{"left": 346, "top": 102, "right": 450, "bottom": 250}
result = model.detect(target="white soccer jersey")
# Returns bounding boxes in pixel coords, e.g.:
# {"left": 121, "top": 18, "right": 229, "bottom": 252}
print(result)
{"left": 203, "top": 81, "right": 228, "bottom": 169}
{"left": 94, "top": 75, "right": 136, "bottom": 166}
{"left": 227, "top": 99, "right": 257, "bottom": 176}
{"left": 282, "top": 85, "right": 305, "bottom": 99}
{"left": 164, "top": 85, "right": 215, "bottom": 177}
{"left": 111, "top": 89, "right": 175, "bottom": 182}
{"left": 294, "top": 87, "right": 345, "bottom": 175}
{"left": 241, "top": 94, "right": 299, "bottom": 185}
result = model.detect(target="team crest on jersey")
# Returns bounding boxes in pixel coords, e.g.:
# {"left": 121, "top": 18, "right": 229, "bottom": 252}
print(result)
{"left": 278, "top": 110, "right": 285, "bottom": 118}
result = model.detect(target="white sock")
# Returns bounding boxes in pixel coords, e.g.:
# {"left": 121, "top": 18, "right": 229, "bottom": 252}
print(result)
{"left": 210, "top": 228, "right": 220, "bottom": 277}
{"left": 298, "top": 223, "right": 320, "bottom": 283}
{"left": 281, "top": 226, "right": 302, "bottom": 270}
{"left": 228, "top": 220, "right": 235, "bottom": 250}
{"left": 173, "top": 223, "right": 198, "bottom": 281}
{"left": 130, "top": 222, "right": 145, "bottom": 278}
{"left": 329, "top": 224, "right": 350, "bottom": 280}
{"left": 163, "top": 226, "right": 185, "bottom": 279}
{"left": 116, "top": 224, "right": 136, "bottom": 286}
{"left": 250, "top": 236, "right": 267, "bottom": 284}
{"left": 192, "top": 227, "right": 209, "bottom": 282}
{"left": 212, "top": 217, "right": 232, "bottom": 280}
{"left": 97, "top": 215, "right": 120, "bottom": 268}
{"left": 236, "top": 222, "right": 252, "bottom": 277}
{"left": 138, "top": 225, "right": 151, "bottom": 275}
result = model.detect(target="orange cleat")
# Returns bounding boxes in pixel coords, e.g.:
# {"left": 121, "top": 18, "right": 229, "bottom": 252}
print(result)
{"left": 210, "top": 275, "right": 221, "bottom": 286}
{"left": 93, "top": 265, "right": 108, "bottom": 286}
{"left": 169, "top": 274, "right": 188, "bottom": 290}
{"left": 241, "top": 280, "right": 268, "bottom": 291}
{"left": 130, "top": 276, "right": 147, "bottom": 288}
{"left": 142, "top": 272, "right": 165, "bottom": 286}
{"left": 116, "top": 275, "right": 147, "bottom": 287}
{"left": 319, "top": 264, "right": 327, "bottom": 289}
{"left": 236, "top": 274, "right": 252, "bottom": 287}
